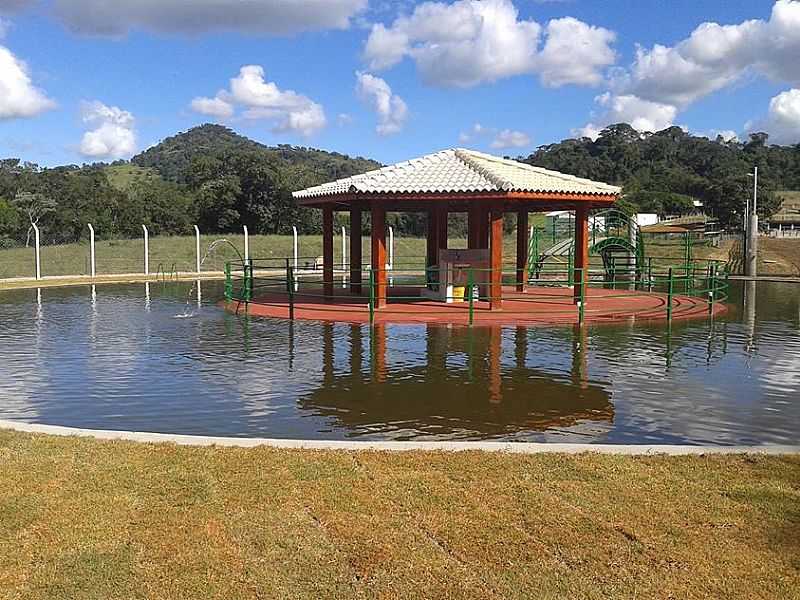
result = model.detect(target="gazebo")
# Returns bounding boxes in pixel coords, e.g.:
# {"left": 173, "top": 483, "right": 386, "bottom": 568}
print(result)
{"left": 293, "top": 148, "right": 621, "bottom": 310}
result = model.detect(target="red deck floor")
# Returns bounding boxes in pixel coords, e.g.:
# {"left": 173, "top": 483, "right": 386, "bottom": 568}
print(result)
{"left": 226, "top": 285, "right": 726, "bottom": 326}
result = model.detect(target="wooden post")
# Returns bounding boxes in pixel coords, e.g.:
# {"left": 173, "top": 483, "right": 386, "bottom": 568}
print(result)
{"left": 490, "top": 208, "right": 503, "bottom": 310}
{"left": 516, "top": 210, "right": 528, "bottom": 292}
{"left": 350, "top": 207, "right": 362, "bottom": 294}
{"left": 468, "top": 203, "right": 481, "bottom": 249}
{"left": 426, "top": 208, "right": 438, "bottom": 269}
{"left": 573, "top": 205, "right": 589, "bottom": 304}
{"left": 323, "top": 206, "right": 334, "bottom": 299}
{"left": 478, "top": 202, "right": 489, "bottom": 249}
{"left": 437, "top": 204, "right": 448, "bottom": 253}
{"left": 371, "top": 204, "right": 387, "bottom": 308}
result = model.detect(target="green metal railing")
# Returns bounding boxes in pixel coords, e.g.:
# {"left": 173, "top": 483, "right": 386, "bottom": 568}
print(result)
{"left": 224, "top": 256, "right": 729, "bottom": 326}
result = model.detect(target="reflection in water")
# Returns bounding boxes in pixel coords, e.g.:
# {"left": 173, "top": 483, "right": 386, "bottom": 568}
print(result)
{"left": 0, "top": 280, "right": 798, "bottom": 444}
{"left": 302, "top": 321, "right": 612, "bottom": 439}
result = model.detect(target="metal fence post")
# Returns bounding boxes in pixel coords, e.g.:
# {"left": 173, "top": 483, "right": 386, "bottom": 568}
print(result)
{"left": 342, "top": 226, "right": 347, "bottom": 288}
{"left": 224, "top": 262, "right": 232, "bottom": 301}
{"left": 194, "top": 225, "right": 201, "bottom": 274}
{"left": 368, "top": 267, "right": 375, "bottom": 326}
{"left": 667, "top": 267, "right": 674, "bottom": 320}
{"left": 708, "top": 263, "right": 716, "bottom": 314}
{"left": 292, "top": 225, "right": 298, "bottom": 271}
{"left": 243, "top": 225, "right": 249, "bottom": 264}
{"left": 32, "top": 223, "right": 41, "bottom": 280}
{"left": 467, "top": 268, "right": 474, "bottom": 326}
{"left": 578, "top": 267, "right": 585, "bottom": 323}
{"left": 288, "top": 265, "right": 295, "bottom": 321}
{"left": 87, "top": 223, "right": 96, "bottom": 278}
{"left": 246, "top": 258, "right": 254, "bottom": 301}
{"left": 142, "top": 224, "right": 149, "bottom": 275}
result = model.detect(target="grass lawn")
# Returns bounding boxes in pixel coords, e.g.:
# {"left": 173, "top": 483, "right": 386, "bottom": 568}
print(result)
{"left": 0, "top": 431, "right": 797, "bottom": 599}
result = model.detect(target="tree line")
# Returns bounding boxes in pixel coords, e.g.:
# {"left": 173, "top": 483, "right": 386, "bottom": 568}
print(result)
{"left": 1, "top": 122, "right": 799, "bottom": 249}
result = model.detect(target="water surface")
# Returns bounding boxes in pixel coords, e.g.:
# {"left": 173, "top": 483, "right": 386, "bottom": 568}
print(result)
{"left": 0, "top": 280, "right": 797, "bottom": 445}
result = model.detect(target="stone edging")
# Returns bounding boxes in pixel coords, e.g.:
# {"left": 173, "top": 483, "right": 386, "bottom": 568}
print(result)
{"left": 2, "top": 420, "right": 798, "bottom": 455}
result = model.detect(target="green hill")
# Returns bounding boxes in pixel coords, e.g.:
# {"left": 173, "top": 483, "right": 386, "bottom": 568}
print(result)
{"left": 132, "top": 123, "right": 380, "bottom": 184}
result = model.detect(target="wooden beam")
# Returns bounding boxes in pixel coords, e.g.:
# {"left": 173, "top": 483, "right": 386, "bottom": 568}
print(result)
{"left": 573, "top": 205, "right": 589, "bottom": 304}
{"left": 490, "top": 208, "right": 503, "bottom": 310}
{"left": 371, "top": 205, "right": 387, "bottom": 308}
{"left": 516, "top": 210, "right": 528, "bottom": 292}
{"left": 350, "top": 207, "right": 362, "bottom": 294}
{"left": 322, "top": 206, "right": 334, "bottom": 299}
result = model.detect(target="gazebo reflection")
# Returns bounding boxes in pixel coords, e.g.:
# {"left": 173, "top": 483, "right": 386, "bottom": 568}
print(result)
{"left": 301, "top": 323, "right": 612, "bottom": 439}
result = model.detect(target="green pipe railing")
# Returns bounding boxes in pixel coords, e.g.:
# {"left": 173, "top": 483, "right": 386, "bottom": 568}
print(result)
{"left": 224, "top": 256, "right": 730, "bottom": 325}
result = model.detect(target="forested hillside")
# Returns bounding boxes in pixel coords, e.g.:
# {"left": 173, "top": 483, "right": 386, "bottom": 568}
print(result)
{"left": 2, "top": 122, "right": 800, "bottom": 250}
{"left": 525, "top": 123, "right": 800, "bottom": 226}
{"left": 0, "top": 125, "right": 380, "bottom": 247}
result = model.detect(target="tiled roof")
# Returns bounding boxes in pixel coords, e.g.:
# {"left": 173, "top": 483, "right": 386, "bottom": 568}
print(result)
{"left": 293, "top": 148, "right": 620, "bottom": 199}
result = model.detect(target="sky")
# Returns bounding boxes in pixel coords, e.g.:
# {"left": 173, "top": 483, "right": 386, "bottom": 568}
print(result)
{"left": 1, "top": 0, "right": 799, "bottom": 167}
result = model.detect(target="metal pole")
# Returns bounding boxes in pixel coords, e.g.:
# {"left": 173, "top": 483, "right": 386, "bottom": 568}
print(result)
{"left": 141, "top": 224, "right": 149, "bottom": 276}
{"left": 288, "top": 265, "right": 295, "bottom": 320}
{"left": 32, "top": 223, "right": 41, "bottom": 280}
{"left": 368, "top": 267, "right": 375, "bottom": 326}
{"left": 667, "top": 267, "right": 674, "bottom": 320}
{"left": 342, "top": 226, "right": 347, "bottom": 289}
{"left": 292, "top": 225, "right": 298, "bottom": 272}
{"left": 87, "top": 223, "right": 96, "bottom": 278}
{"left": 224, "top": 262, "right": 232, "bottom": 301}
{"left": 388, "top": 226, "right": 394, "bottom": 269}
{"left": 194, "top": 225, "right": 201, "bottom": 274}
{"left": 578, "top": 267, "right": 585, "bottom": 323}
{"left": 468, "top": 268, "right": 474, "bottom": 326}
{"left": 243, "top": 225, "right": 249, "bottom": 264}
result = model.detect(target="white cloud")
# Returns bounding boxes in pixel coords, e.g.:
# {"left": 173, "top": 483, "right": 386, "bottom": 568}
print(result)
{"left": 458, "top": 122, "right": 490, "bottom": 143}
{"left": 190, "top": 65, "right": 326, "bottom": 136}
{"left": 363, "top": 0, "right": 615, "bottom": 88}
{"left": 616, "top": 0, "right": 800, "bottom": 109}
{"left": 0, "top": 45, "right": 56, "bottom": 120}
{"left": 79, "top": 101, "right": 136, "bottom": 159}
{"left": 536, "top": 17, "right": 616, "bottom": 87}
{"left": 337, "top": 113, "right": 353, "bottom": 126}
{"left": 189, "top": 95, "right": 234, "bottom": 119}
{"left": 0, "top": 17, "right": 8, "bottom": 37}
{"left": 490, "top": 129, "right": 531, "bottom": 149}
{"left": 747, "top": 88, "right": 800, "bottom": 145}
{"left": 53, "top": 0, "right": 367, "bottom": 36}
{"left": 355, "top": 71, "right": 408, "bottom": 135}
{"left": 574, "top": 92, "right": 678, "bottom": 138}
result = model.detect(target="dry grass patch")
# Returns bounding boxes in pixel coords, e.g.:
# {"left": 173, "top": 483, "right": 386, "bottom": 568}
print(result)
{"left": 0, "top": 431, "right": 797, "bottom": 599}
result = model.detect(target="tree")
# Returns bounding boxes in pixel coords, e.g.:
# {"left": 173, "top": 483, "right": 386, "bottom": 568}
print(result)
{"left": 12, "top": 191, "right": 56, "bottom": 246}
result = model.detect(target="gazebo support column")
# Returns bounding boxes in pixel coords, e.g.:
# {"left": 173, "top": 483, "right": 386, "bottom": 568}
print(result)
{"left": 437, "top": 204, "right": 448, "bottom": 253}
{"left": 468, "top": 204, "right": 481, "bottom": 249}
{"left": 350, "top": 207, "right": 362, "bottom": 294}
{"left": 322, "top": 206, "right": 334, "bottom": 300}
{"left": 426, "top": 208, "right": 438, "bottom": 287}
{"left": 573, "top": 205, "right": 589, "bottom": 304}
{"left": 371, "top": 205, "right": 387, "bottom": 308}
{"left": 516, "top": 210, "right": 528, "bottom": 292}
{"left": 478, "top": 202, "right": 489, "bottom": 249}
{"left": 490, "top": 208, "right": 503, "bottom": 310}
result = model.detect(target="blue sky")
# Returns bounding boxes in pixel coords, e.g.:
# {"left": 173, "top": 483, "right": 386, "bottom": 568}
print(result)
{"left": 1, "top": 0, "right": 798, "bottom": 167}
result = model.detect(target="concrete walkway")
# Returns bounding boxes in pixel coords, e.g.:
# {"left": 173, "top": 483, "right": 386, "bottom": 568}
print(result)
{"left": 2, "top": 420, "right": 798, "bottom": 455}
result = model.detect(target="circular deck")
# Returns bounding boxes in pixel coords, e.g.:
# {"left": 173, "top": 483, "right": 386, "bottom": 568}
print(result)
{"left": 228, "top": 286, "right": 726, "bottom": 326}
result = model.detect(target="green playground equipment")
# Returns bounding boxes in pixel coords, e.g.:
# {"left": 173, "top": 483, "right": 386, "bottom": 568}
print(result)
{"left": 528, "top": 209, "right": 645, "bottom": 285}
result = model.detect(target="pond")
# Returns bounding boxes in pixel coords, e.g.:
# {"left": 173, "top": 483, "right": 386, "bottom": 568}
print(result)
{"left": 0, "top": 280, "right": 798, "bottom": 445}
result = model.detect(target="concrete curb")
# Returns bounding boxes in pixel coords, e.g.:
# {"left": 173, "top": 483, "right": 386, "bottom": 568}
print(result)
{"left": 2, "top": 420, "right": 798, "bottom": 455}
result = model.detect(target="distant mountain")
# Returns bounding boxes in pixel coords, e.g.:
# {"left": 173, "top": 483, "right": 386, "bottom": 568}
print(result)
{"left": 132, "top": 124, "right": 380, "bottom": 184}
